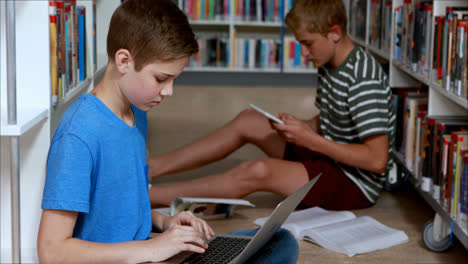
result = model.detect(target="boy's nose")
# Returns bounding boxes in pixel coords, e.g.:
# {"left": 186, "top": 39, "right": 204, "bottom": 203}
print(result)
{"left": 160, "top": 81, "right": 173, "bottom": 96}
{"left": 301, "top": 45, "right": 309, "bottom": 58}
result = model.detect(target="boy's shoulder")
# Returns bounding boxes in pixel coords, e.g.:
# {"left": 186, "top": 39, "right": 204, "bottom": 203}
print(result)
{"left": 54, "top": 94, "right": 108, "bottom": 141}
{"left": 344, "top": 47, "right": 385, "bottom": 81}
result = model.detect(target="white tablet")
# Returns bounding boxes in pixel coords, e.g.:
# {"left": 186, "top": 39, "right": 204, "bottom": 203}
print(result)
{"left": 249, "top": 104, "right": 284, "bottom": 124}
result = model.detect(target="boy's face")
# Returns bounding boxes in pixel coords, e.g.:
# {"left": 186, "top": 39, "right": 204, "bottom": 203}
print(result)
{"left": 120, "top": 56, "right": 189, "bottom": 112}
{"left": 294, "top": 27, "right": 336, "bottom": 68}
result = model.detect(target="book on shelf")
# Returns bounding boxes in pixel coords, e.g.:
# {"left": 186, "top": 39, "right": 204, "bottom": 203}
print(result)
{"left": 254, "top": 207, "right": 409, "bottom": 257}
{"left": 432, "top": 119, "right": 468, "bottom": 203}
{"left": 420, "top": 2, "right": 433, "bottom": 79}
{"left": 49, "top": 0, "right": 92, "bottom": 106}
{"left": 458, "top": 154, "right": 468, "bottom": 234}
{"left": 401, "top": 95, "right": 427, "bottom": 171}
{"left": 50, "top": 1, "right": 59, "bottom": 106}
{"left": 451, "top": 132, "right": 468, "bottom": 219}
{"left": 412, "top": 111, "right": 427, "bottom": 185}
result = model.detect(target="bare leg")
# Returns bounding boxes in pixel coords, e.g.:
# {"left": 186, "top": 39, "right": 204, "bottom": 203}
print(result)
{"left": 149, "top": 157, "right": 309, "bottom": 206}
{"left": 148, "top": 109, "right": 286, "bottom": 178}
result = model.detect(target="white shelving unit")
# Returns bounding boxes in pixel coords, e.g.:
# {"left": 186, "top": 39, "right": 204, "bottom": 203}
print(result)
{"left": 345, "top": 0, "right": 468, "bottom": 252}
{"left": 178, "top": 0, "right": 317, "bottom": 74}
{"left": 0, "top": 0, "right": 119, "bottom": 262}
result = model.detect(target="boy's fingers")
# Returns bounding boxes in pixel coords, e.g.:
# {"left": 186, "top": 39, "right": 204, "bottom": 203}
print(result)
{"left": 201, "top": 222, "right": 214, "bottom": 240}
{"left": 183, "top": 243, "right": 206, "bottom": 254}
{"left": 182, "top": 233, "right": 208, "bottom": 249}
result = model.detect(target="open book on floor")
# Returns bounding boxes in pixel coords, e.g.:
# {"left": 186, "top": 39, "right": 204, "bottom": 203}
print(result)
{"left": 254, "top": 207, "right": 409, "bottom": 256}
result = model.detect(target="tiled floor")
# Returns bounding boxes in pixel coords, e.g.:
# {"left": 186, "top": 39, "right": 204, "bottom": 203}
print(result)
{"left": 148, "top": 85, "right": 468, "bottom": 263}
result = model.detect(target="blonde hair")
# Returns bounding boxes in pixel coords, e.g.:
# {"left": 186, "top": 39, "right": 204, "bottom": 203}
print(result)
{"left": 285, "top": 0, "right": 347, "bottom": 36}
{"left": 107, "top": 0, "right": 198, "bottom": 71}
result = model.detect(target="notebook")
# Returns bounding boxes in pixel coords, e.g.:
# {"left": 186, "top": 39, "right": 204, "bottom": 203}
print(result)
{"left": 161, "top": 173, "right": 322, "bottom": 264}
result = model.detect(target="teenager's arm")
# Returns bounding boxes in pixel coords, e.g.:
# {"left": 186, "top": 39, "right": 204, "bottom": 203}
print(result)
{"left": 312, "top": 133, "right": 388, "bottom": 174}
{"left": 37, "top": 209, "right": 207, "bottom": 264}
{"left": 302, "top": 115, "right": 321, "bottom": 134}
{"left": 273, "top": 115, "right": 388, "bottom": 174}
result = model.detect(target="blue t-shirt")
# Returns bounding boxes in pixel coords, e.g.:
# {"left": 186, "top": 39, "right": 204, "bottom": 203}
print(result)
{"left": 42, "top": 94, "right": 152, "bottom": 243}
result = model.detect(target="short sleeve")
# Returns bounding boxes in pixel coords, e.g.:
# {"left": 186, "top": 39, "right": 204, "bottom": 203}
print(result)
{"left": 347, "top": 80, "right": 390, "bottom": 140}
{"left": 315, "top": 84, "right": 322, "bottom": 110}
{"left": 42, "top": 132, "right": 93, "bottom": 213}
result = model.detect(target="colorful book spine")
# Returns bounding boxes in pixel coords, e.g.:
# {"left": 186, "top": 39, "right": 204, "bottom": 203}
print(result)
{"left": 78, "top": 6, "right": 86, "bottom": 81}
{"left": 49, "top": 1, "right": 58, "bottom": 106}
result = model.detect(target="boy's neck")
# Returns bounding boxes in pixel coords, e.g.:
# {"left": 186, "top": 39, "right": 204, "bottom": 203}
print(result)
{"left": 90, "top": 65, "right": 135, "bottom": 126}
{"left": 329, "top": 35, "right": 355, "bottom": 70}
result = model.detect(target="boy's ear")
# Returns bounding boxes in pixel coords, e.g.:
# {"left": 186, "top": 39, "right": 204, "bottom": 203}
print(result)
{"left": 327, "top": 25, "right": 343, "bottom": 43}
{"left": 114, "top": 49, "right": 133, "bottom": 74}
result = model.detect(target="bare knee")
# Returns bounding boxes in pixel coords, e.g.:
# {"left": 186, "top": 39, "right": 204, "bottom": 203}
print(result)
{"left": 233, "top": 108, "right": 264, "bottom": 128}
{"left": 233, "top": 159, "right": 271, "bottom": 191}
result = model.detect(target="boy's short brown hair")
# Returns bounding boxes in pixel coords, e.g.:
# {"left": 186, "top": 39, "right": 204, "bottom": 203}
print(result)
{"left": 107, "top": 0, "right": 198, "bottom": 71}
{"left": 285, "top": 0, "right": 347, "bottom": 36}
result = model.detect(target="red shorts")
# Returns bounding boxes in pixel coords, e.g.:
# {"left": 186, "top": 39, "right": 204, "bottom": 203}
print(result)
{"left": 283, "top": 143, "right": 373, "bottom": 210}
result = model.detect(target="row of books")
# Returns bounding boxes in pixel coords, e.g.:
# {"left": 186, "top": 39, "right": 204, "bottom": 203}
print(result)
{"left": 233, "top": 38, "right": 281, "bottom": 69}
{"left": 348, "top": 0, "right": 367, "bottom": 41}
{"left": 190, "top": 35, "right": 230, "bottom": 67}
{"left": 179, "top": 0, "right": 295, "bottom": 22}
{"left": 49, "top": 0, "right": 93, "bottom": 106}
{"left": 394, "top": 88, "right": 467, "bottom": 233}
{"left": 188, "top": 34, "right": 313, "bottom": 70}
{"left": 394, "top": 1, "right": 468, "bottom": 101}
{"left": 283, "top": 37, "right": 313, "bottom": 70}
{"left": 368, "top": 0, "right": 393, "bottom": 52}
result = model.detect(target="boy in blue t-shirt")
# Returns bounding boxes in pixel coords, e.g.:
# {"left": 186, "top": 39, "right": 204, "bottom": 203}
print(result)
{"left": 37, "top": 0, "right": 214, "bottom": 262}
{"left": 39, "top": 1, "right": 298, "bottom": 263}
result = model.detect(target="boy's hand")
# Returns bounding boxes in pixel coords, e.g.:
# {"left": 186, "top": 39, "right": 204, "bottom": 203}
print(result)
{"left": 163, "top": 211, "right": 215, "bottom": 241}
{"left": 273, "top": 113, "right": 321, "bottom": 149}
{"left": 147, "top": 224, "right": 208, "bottom": 262}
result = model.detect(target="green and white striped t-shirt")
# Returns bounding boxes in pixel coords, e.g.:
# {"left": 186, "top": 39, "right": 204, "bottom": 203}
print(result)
{"left": 315, "top": 47, "right": 395, "bottom": 203}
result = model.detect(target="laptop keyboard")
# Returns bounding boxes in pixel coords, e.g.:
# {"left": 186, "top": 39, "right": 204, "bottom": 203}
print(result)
{"left": 181, "top": 236, "right": 251, "bottom": 264}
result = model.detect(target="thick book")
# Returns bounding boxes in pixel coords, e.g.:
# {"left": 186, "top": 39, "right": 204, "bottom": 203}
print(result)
{"left": 169, "top": 197, "right": 254, "bottom": 220}
{"left": 254, "top": 207, "right": 408, "bottom": 257}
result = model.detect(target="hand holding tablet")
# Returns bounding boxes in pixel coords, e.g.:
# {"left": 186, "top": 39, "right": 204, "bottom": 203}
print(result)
{"left": 249, "top": 104, "right": 284, "bottom": 124}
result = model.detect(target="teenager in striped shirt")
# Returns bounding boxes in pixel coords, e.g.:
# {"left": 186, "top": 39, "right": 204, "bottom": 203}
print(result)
{"left": 148, "top": 0, "right": 395, "bottom": 210}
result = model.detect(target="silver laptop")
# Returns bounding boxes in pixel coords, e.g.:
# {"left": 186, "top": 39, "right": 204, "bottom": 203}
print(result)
{"left": 163, "top": 173, "right": 321, "bottom": 264}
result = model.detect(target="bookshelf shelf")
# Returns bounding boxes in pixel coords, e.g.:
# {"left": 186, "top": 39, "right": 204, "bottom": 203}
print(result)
{"left": 184, "top": 66, "right": 317, "bottom": 74}
{"left": 349, "top": 35, "right": 367, "bottom": 48}
{"left": 392, "top": 150, "right": 468, "bottom": 250}
{"left": 234, "top": 21, "right": 282, "bottom": 27}
{"left": 367, "top": 45, "right": 390, "bottom": 60}
{"left": 392, "top": 59, "right": 431, "bottom": 86}
{"left": 0, "top": 108, "right": 49, "bottom": 136}
{"left": 190, "top": 20, "right": 230, "bottom": 26}
{"left": 430, "top": 83, "right": 468, "bottom": 110}
{"left": 283, "top": 68, "right": 318, "bottom": 74}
